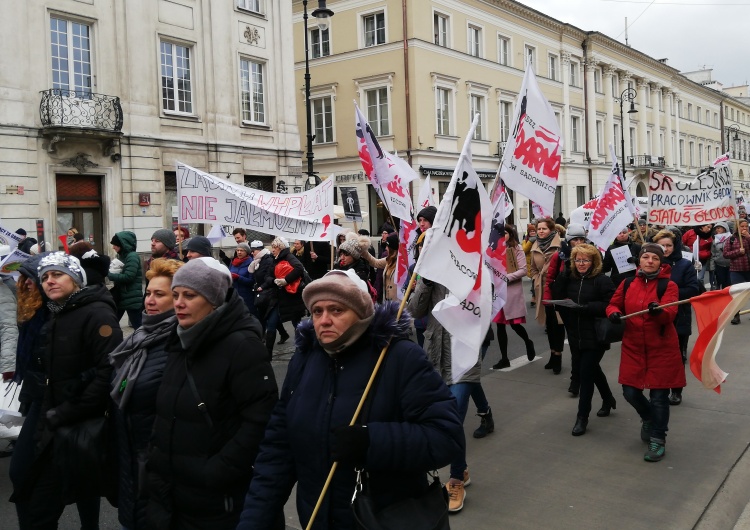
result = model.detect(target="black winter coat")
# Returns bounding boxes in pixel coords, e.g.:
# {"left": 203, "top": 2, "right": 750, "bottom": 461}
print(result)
{"left": 552, "top": 269, "right": 615, "bottom": 351}
{"left": 238, "top": 302, "right": 464, "bottom": 530}
{"left": 663, "top": 252, "right": 700, "bottom": 337}
{"left": 307, "top": 241, "right": 331, "bottom": 280}
{"left": 259, "top": 248, "right": 306, "bottom": 323}
{"left": 146, "top": 290, "right": 278, "bottom": 530}
{"left": 602, "top": 240, "right": 641, "bottom": 286}
{"left": 334, "top": 256, "right": 371, "bottom": 284}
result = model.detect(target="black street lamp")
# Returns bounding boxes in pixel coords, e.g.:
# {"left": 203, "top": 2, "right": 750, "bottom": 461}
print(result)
{"left": 615, "top": 87, "right": 638, "bottom": 178}
{"left": 726, "top": 123, "right": 740, "bottom": 158}
{"left": 303, "top": 0, "right": 334, "bottom": 191}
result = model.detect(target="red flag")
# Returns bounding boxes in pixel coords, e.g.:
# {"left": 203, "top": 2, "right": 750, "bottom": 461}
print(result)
{"left": 58, "top": 234, "right": 69, "bottom": 253}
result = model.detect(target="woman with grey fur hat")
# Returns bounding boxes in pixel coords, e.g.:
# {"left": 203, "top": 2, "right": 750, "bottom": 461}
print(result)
{"left": 334, "top": 233, "right": 372, "bottom": 284}
{"left": 147, "top": 257, "right": 277, "bottom": 529}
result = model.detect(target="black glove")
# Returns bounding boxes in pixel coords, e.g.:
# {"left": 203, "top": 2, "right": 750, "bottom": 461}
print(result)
{"left": 45, "top": 409, "right": 60, "bottom": 429}
{"left": 331, "top": 425, "right": 369, "bottom": 467}
{"left": 609, "top": 312, "right": 622, "bottom": 324}
{"left": 648, "top": 302, "right": 663, "bottom": 315}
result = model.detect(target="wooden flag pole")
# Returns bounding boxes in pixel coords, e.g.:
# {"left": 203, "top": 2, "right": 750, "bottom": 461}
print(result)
{"left": 620, "top": 298, "right": 692, "bottom": 321}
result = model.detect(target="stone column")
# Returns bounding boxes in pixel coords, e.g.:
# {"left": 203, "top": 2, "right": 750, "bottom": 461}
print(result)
{"left": 652, "top": 84, "right": 662, "bottom": 158}
{"left": 665, "top": 90, "right": 675, "bottom": 169}
{"left": 585, "top": 57, "right": 598, "bottom": 162}
{"left": 561, "top": 51, "right": 571, "bottom": 159}
{"left": 603, "top": 65, "right": 616, "bottom": 163}
{"left": 620, "top": 72, "right": 633, "bottom": 159}
{"left": 637, "top": 79, "right": 649, "bottom": 159}
{"left": 674, "top": 92, "right": 681, "bottom": 172}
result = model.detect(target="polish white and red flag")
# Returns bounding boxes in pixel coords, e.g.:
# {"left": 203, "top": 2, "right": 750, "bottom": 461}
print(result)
{"left": 415, "top": 115, "right": 493, "bottom": 382}
{"left": 354, "top": 102, "right": 415, "bottom": 220}
{"left": 689, "top": 283, "right": 750, "bottom": 393}
{"left": 586, "top": 153, "right": 633, "bottom": 253}
{"left": 417, "top": 175, "right": 437, "bottom": 209}
{"left": 395, "top": 217, "right": 418, "bottom": 301}
{"left": 499, "top": 64, "right": 562, "bottom": 218}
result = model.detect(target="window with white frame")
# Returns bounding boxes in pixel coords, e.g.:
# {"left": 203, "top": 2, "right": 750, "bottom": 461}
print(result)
{"left": 434, "top": 13, "right": 448, "bottom": 47}
{"left": 436, "top": 87, "right": 452, "bottom": 136}
{"left": 706, "top": 144, "right": 711, "bottom": 163}
{"left": 366, "top": 87, "right": 389, "bottom": 136}
{"left": 500, "top": 100, "right": 512, "bottom": 141}
{"left": 660, "top": 133, "right": 665, "bottom": 156}
{"left": 237, "top": 0, "right": 262, "bottom": 14}
{"left": 524, "top": 44, "right": 536, "bottom": 71}
{"left": 594, "top": 67, "right": 602, "bottom": 93}
{"left": 468, "top": 25, "right": 481, "bottom": 57}
{"left": 569, "top": 60, "right": 579, "bottom": 87}
{"left": 614, "top": 124, "right": 621, "bottom": 155}
{"left": 161, "top": 40, "right": 193, "bottom": 114}
{"left": 715, "top": 146, "right": 720, "bottom": 159}
{"left": 697, "top": 106, "right": 702, "bottom": 124}
{"left": 310, "top": 26, "right": 330, "bottom": 58}
{"left": 706, "top": 109, "right": 710, "bottom": 125}
{"left": 646, "top": 130, "right": 652, "bottom": 154}
{"left": 498, "top": 36, "right": 510, "bottom": 66}
{"left": 596, "top": 120, "right": 603, "bottom": 154}
{"left": 548, "top": 54, "right": 558, "bottom": 81}
{"left": 51, "top": 17, "right": 92, "bottom": 97}
{"left": 470, "top": 94, "right": 485, "bottom": 140}
{"left": 240, "top": 57, "right": 264, "bottom": 123}
{"left": 679, "top": 139, "right": 685, "bottom": 165}
{"left": 658, "top": 91, "right": 663, "bottom": 111}
{"left": 698, "top": 143, "right": 704, "bottom": 166}
{"left": 363, "top": 12, "right": 385, "bottom": 47}
{"left": 678, "top": 103, "right": 683, "bottom": 118}
{"left": 645, "top": 85, "right": 651, "bottom": 107}
{"left": 687, "top": 103, "right": 693, "bottom": 120}
{"left": 629, "top": 127, "right": 636, "bottom": 155}
{"left": 571, "top": 116, "right": 580, "bottom": 152}
{"left": 611, "top": 74, "right": 618, "bottom": 95}
{"left": 689, "top": 141, "right": 695, "bottom": 166}
{"left": 311, "top": 96, "right": 334, "bottom": 144}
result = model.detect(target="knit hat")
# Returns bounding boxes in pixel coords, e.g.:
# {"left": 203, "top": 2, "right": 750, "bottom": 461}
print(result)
{"left": 184, "top": 235, "right": 212, "bottom": 257}
{"left": 69, "top": 242, "right": 111, "bottom": 285}
{"left": 15, "top": 228, "right": 26, "bottom": 236}
{"left": 565, "top": 223, "right": 587, "bottom": 242}
{"left": 38, "top": 252, "right": 87, "bottom": 287}
{"left": 151, "top": 229, "right": 176, "bottom": 250}
{"left": 527, "top": 223, "right": 536, "bottom": 233}
{"left": 417, "top": 206, "right": 437, "bottom": 226}
{"left": 171, "top": 257, "right": 232, "bottom": 307}
{"left": 338, "top": 238, "right": 362, "bottom": 260}
{"left": 19, "top": 253, "right": 48, "bottom": 283}
{"left": 638, "top": 218, "right": 648, "bottom": 226}
{"left": 386, "top": 232, "right": 399, "bottom": 250}
{"left": 250, "top": 240, "right": 264, "bottom": 249}
{"left": 302, "top": 270, "right": 375, "bottom": 319}
{"left": 272, "top": 237, "right": 289, "bottom": 250}
{"left": 639, "top": 243, "right": 665, "bottom": 263}
{"left": 237, "top": 242, "right": 252, "bottom": 255}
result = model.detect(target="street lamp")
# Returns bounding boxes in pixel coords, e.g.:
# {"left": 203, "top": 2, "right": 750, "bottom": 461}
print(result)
{"left": 726, "top": 123, "right": 741, "bottom": 158}
{"left": 303, "top": 0, "right": 334, "bottom": 191}
{"left": 615, "top": 87, "right": 638, "bottom": 179}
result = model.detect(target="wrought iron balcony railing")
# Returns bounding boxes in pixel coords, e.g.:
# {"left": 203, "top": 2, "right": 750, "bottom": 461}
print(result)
{"left": 627, "top": 154, "right": 665, "bottom": 168}
{"left": 40, "top": 89, "right": 123, "bottom": 132}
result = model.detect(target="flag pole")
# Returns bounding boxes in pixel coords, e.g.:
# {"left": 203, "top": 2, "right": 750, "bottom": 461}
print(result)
{"left": 620, "top": 298, "right": 692, "bottom": 321}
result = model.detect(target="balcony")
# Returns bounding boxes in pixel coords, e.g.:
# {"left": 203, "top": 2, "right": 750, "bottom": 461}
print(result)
{"left": 627, "top": 154, "right": 665, "bottom": 169}
{"left": 40, "top": 89, "right": 123, "bottom": 133}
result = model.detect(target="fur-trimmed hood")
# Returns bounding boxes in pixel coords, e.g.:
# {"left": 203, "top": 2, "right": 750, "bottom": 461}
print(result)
{"left": 295, "top": 301, "right": 412, "bottom": 354}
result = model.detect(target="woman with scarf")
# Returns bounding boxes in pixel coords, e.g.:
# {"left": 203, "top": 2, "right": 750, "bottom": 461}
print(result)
{"left": 109, "top": 258, "right": 182, "bottom": 530}
{"left": 492, "top": 224, "right": 536, "bottom": 369}
{"left": 360, "top": 232, "right": 400, "bottom": 302}
{"left": 682, "top": 224, "right": 713, "bottom": 288}
{"left": 529, "top": 217, "right": 564, "bottom": 374}
{"left": 710, "top": 222, "right": 731, "bottom": 290}
{"left": 523, "top": 224, "right": 537, "bottom": 306}
{"left": 229, "top": 242, "right": 256, "bottom": 317}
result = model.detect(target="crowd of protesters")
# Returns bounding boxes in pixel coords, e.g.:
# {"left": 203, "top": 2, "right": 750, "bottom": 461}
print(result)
{"left": 0, "top": 205, "right": 748, "bottom": 527}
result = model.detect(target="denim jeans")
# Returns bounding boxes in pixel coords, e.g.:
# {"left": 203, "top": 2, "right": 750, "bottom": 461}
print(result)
{"left": 622, "top": 386, "right": 670, "bottom": 441}
{"left": 731, "top": 271, "right": 750, "bottom": 285}
{"left": 574, "top": 345, "right": 612, "bottom": 419}
{"left": 449, "top": 383, "right": 473, "bottom": 480}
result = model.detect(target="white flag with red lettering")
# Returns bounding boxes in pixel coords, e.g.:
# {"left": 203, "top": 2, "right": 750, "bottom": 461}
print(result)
{"left": 587, "top": 155, "right": 633, "bottom": 253}
{"left": 499, "top": 65, "right": 562, "bottom": 217}
{"left": 417, "top": 175, "right": 437, "bottom": 209}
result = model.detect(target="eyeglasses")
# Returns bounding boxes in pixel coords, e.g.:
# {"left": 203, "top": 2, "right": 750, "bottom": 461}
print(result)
{"left": 574, "top": 259, "right": 592, "bottom": 264}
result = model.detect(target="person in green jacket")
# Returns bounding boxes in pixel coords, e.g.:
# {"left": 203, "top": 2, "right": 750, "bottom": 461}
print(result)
{"left": 109, "top": 231, "right": 144, "bottom": 329}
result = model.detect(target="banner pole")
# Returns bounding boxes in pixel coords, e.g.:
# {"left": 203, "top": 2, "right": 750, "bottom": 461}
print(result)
{"left": 620, "top": 298, "right": 692, "bottom": 321}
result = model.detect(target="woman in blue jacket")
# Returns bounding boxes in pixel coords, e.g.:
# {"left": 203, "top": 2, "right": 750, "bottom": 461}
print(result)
{"left": 238, "top": 270, "right": 463, "bottom": 530}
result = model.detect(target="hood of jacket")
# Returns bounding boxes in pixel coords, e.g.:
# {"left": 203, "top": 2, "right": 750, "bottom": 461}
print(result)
{"left": 295, "top": 301, "right": 411, "bottom": 355}
{"left": 114, "top": 230, "right": 138, "bottom": 255}
{"left": 715, "top": 221, "right": 730, "bottom": 234}
{"left": 57, "top": 283, "right": 117, "bottom": 315}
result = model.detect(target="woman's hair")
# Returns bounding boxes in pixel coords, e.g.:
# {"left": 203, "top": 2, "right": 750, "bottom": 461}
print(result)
{"left": 271, "top": 237, "right": 289, "bottom": 249}
{"left": 174, "top": 226, "right": 190, "bottom": 239}
{"left": 505, "top": 224, "right": 519, "bottom": 247}
{"left": 653, "top": 229, "right": 676, "bottom": 244}
{"left": 17, "top": 276, "right": 43, "bottom": 323}
{"left": 570, "top": 244, "right": 602, "bottom": 278}
{"left": 145, "top": 258, "right": 183, "bottom": 281}
{"left": 736, "top": 219, "right": 749, "bottom": 235}
{"left": 68, "top": 227, "right": 78, "bottom": 235}
{"left": 535, "top": 217, "right": 556, "bottom": 231}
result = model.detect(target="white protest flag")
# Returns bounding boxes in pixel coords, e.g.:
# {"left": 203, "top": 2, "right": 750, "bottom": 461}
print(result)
{"left": 570, "top": 196, "right": 599, "bottom": 228}
{"left": 0, "top": 224, "right": 23, "bottom": 251}
{"left": 713, "top": 152, "right": 730, "bottom": 167}
{"left": 354, "top": 102, "right": 414, "bottom": 220}
{"left": 587, "top": 157, "right": 633, "bottom": 253}
{"left": 610, "top": 144, "right": 638, "bottom": 217}
{"left": 486, "top": 178, "right": 509, "bottom": 317}
{"left": 395, "top": 218, "right": 418, "bottom": 300}
{"left": 499, "top": 64, "right": 562, "bottom": 217}
{"left": 176, "top": 163, "right": 335, "bottom": 241}
{"left": 416, "top": 175, "right": 437, "bottom": 209}
{"left": 206, "top": 224, "right": 227, "bottom": 244}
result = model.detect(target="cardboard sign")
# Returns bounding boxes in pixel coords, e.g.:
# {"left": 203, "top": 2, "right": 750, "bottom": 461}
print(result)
{"left": 610, "top": 245, "right": 636, "bottom": 274}
{"left": 648, "top": 167, "right": 734, "bottom": 225}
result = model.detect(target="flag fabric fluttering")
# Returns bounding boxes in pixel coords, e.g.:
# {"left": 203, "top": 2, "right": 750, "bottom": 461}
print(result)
{"left": 570, "top": 196, "right": 599, "bottom": 228}
{"left": 689, "top": 283, "right": 750, "bottom": 392}
{"left": 354, "top": 102, "right": 415, "bottom": 220}
{"left": 610, "top": 144, "right": 637, "bottom": 218}
{"left": 485, "top": 177, "right": 509, "bottom": 318}
{"left": 499, "top": 64, "right": 562, "bottom": 218}
{"left": 416, "top": 115, "right": 493, "bottom": 382}
{"left": 417, "top": 175, "right": 437, "bottom": 209}
{"left": 395, "top": 217, "right": 418, "bottom": 300}
{"left": 586, "top": 151, "right": 634, "bottom": 253}
{"left": 206, "top": 224, "right": 227, "bottom": 244}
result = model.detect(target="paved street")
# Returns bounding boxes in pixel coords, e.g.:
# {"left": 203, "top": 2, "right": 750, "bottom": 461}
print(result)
{"left": 1, "top": 283, "right": 750, "bottom": 529}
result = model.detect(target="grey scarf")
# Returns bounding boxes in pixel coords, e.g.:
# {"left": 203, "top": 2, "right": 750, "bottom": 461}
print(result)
{"left": 637, "top": 268, "right": 661, "bottom": 281}
{"left": 109, "top": 310, "right": 176, "bottom": 409}
{"left": 321, "top": 316, "right": 374, "bottom": 356}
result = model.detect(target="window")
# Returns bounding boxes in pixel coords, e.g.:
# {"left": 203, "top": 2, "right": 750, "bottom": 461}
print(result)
{"left": 629, "top": 127, "right": 636, "bottom": 155}
{"left": 310, "top": 27, "right": 330, "bottom": 58}
{"left": 706, "top": 145, "right": 712, "bottom": 164}
{"left": 50, "top": 17, "right": 92, "bottom": 97}
{"left": 548, "top": 54, "right": 558, "bottom": 81}
{"left": 240, "top": 58, "right": 264, "bottom": 123}
{"left": 614, "top": 124, "right": 621, "bottom": 156}
{"left": 570, "top": 116, "right": 580, "bottom": 152}
{"left": 468, "top": 25, "right": 481, "bottom": 57}
{"left": 596, "top": 120, "right": 603, "bottom": 154}
{"left": 646, "top": 130, "right": 652, "bottom": 154}
{"left": 658, "top": 91, "right": 663, "bottom": 111}
{"left": 706, "top": 110, "right": 711, "bottom": 125}
{"left": 678, "top": 103, "right": 683, "bottom": 118}
{"left": 366, "top": 87, "right": 389, "bottom": 136}
{"left": 312, "top": 96, "right": 334, "bottom": 144}
{"left": 594, "top": 67, "right": 602, "bottom": 93}
{"left": 698, "top": 143, "right": 704, "bottom": 166}
{"left": 434, "top": 13, "right": 448, "bottom": 47}
{"left": 645, "top": 85, "right": 651, "bottom": 107}
{"left": 687, "top": 103, "right": 693, "bottom": 120}
{"left": 500, "top": 101, "right": 512, "bottom": 141}
{"left": 498, "top": 36, "right": 510, "bottom": 66}
{"left": 576, "top": 186, "right": 587, "bottom": 206}
{"left": 716, "top": 146, "right": 720, "bottom": 159}
{"left": 697, "top": 106, "right": 702, "bottom": 124}
{"left": 363, "top": 12, "right": 385, "bottom": 47}
{"left": 238, "top": 0, "right": 262, "bottom": 14}
{"left": 611, "top": 74, "right": 618, "bottom": 95}
{"left": 161, "top": 41, "right": 193, "bottom": 113}
{"left": 436, "top": 87, "right": 451, "bottom": 135}
{"left": 524, "top": 44, "right": 536, "bottom": 70}
{"left": 244, "top": 175, "right": 274, "bottom": 191}
{"left": 660, "top": 133, "right": 665, "bottom": 156}
{"left": 679, "top": 139, "right": 685, "bottom": 165}
{"left": 689, "top": 141, "right": 695, "bottom": 166}
{"left": 569, "top": 61, "right": 579, "bottom": 87}
{"left": 470, "top": 94, "right": 485, "bottom": 140}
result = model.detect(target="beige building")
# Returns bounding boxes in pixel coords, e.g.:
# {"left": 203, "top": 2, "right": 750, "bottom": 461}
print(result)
{"left": 0, "top": 0, "right": 301, "bottom": 253}
{"left": 293, "top": 0, "right": 742, "bottom": 232}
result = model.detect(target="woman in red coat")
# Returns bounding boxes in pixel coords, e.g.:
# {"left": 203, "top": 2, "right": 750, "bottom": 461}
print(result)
{"left": 606, "top": 243, "right": 685, "bottom": 463}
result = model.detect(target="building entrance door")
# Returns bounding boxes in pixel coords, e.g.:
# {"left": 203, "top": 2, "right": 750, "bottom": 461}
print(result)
{"left": 56, "top": 174, "right": 104, "bottom": 253}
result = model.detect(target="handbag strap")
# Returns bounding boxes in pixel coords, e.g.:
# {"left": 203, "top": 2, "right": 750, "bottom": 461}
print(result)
{"left": 184, "top": 357, "right": 213, "bottom": 430}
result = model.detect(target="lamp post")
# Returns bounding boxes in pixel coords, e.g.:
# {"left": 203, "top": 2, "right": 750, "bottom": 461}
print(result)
{"left": 615, "top": 87, "right": 638, "bottom": 179}
{"left": 726, "top": 123, "right": 740, "bottom": 158}
{"left": 303, "top": 0, "right": 334, "bottom": 190}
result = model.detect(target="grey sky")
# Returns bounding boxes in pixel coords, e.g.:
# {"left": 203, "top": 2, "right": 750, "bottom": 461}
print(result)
{"left": 519, "top": 0, "right": 750, "bottom": 88}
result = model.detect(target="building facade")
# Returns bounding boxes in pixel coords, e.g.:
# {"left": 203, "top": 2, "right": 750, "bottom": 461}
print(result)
{"left": 293, "top": 0, "right": 746, "bottom": 232}
{"left": 0, "top": 0, "right": 302, "bottom": 253}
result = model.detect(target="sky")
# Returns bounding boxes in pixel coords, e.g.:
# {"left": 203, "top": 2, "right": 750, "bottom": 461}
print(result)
{"left": 518, "top": 0, "right": 750, "bottom": 88}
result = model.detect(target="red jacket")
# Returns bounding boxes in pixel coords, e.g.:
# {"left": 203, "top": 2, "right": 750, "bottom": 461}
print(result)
{"left": 606, "top": 265, "right": 686, "bottom": 390}
{"left": 682, "top": 229, "right": 712, "bottom": 262}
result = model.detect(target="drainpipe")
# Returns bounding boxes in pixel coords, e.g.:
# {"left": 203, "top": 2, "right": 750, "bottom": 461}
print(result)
{"left": 402, "top": 0, "right": 414, "bottom": 204}
{"left": 582, "top": 35, "right": 594, "bottom": 198}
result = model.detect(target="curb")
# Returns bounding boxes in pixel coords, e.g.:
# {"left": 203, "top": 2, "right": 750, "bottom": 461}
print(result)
{"left": 694, "top": 442, "right": 750, "bottom": 530}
